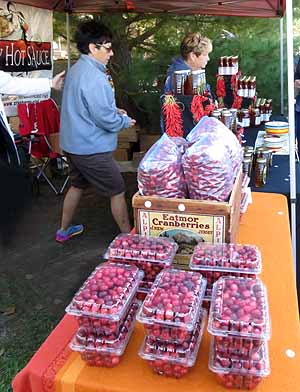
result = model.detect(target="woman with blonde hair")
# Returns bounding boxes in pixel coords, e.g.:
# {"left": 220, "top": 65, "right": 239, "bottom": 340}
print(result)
{"left": 164, "top": 32, "right": 212, "bottom": 93}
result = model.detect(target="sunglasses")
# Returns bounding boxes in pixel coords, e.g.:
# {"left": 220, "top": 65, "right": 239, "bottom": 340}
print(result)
{"left": 95, "top": 43, "right": 113, "bottom": 53}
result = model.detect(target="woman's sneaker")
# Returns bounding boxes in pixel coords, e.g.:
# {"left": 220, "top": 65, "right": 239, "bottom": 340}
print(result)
{"left": 55, "top": 224, "right": 84, "bottom": 243}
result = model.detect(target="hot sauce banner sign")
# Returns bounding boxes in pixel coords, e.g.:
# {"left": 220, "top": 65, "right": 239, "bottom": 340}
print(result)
{"left": 0, "top": 1, "right": 53, "bottom": 115}
{"left": 0, "top": 40, "right": 51, "bottom": 72}
{"left": 138, "top": 210, "right": 225, "bottom": 243}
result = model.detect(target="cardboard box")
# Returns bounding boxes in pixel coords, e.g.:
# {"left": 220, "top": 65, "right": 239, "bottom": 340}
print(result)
{"left": 132, "top": 169, "right": 242, "bottom": 270}
{"left": 113, "top": 148, "right": 130, "bottom": 161}
{"left": 139, "top": 133, "right": 161, "bottom": 151}
{"left": 8, "top": 116, "right": 20, "bottom": 132}
{"left": 118, "top": 126, "right": 139, "bottom": 143}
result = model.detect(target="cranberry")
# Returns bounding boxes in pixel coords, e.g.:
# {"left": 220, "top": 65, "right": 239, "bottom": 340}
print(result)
{"left": 107, "top": 234, "right": 177, "bottom": 289}
{"left": 139, "top": 309, "right": 207, "bottom": 378}
{"left": 71, "top": 301, "right": 140, "bottom": 367}
{"left": 137, "top": 269, "right": 206, "bottom": 342}
{"left": 208, "top": 277, "right": 270, "bottom": 340}
{"left": 138, "top": 134, "right": 187, "bottom": 198}
{"left": 186, "top": 116, "right": 243, "bottom": 178}
{"left": 66, "top": 263, "right": 142, "bottom": 335}
{"left": 210, "top": 338, "right": 270, "bottom": 389}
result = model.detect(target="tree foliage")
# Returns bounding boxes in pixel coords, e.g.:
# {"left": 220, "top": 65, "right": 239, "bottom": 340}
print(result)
{"left": 53, "top": 10, "right": 299, "bottom": 130}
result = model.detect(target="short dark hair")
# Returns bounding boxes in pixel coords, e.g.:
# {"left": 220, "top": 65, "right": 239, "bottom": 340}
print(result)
{"left": 75, "top": 19, "right": 112, "bottom": 55}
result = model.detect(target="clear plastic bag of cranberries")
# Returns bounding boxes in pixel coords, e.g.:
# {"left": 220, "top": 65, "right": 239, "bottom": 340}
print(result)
{"left": 136, "top": 269, "right": 207, "bottom": 343}
{"left": 139, "top": 309, "right": 207, "bottom": 378}
{"left": 65, "top": 262, "right": 143, "bottom": 335}
{"left": 182, "top": 137, "right": 235, "bottom": 201}
{"left": 138, "top": 133, "right": 187, "bottom": 198}
{"left": 106, "top": 234, "right": 178, "bottom": 289}
{"left": 186, "top": 116, "right": 243, "bottom": 178}
{"left": 189, "top": 243, "right": 262, "bottom": 299}
{"left": 209, "top": 337, "right": 270, "bottom": 389}
{"left": 70, "top": 301, "right": 140, "bottom": 368}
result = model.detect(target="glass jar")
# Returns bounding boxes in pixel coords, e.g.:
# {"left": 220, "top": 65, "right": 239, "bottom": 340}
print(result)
{"left": 254, "top": 157, "right": 267, "bottom": 187}
{"left": 191, "top": 70, "right": 206, "bottom": 94}
{"left": 211, "top": 109, "right": 221, "bottom": 120}
{"left": 173, "top": 70, "right": 190, "bottom": 95}
{"left": 230, "top": 108, "right": 238, "bottom": 133}
{"left": 241, "top": 109, "right": 250, "bottom": 128}
{"left": 242, "top": 157, "right": 252, "bottom": 177}
{"left": 244, "top": 145, "right": 254, "bottom": 154}
{"left": 221, "top": 110, "right": 232, "bottom": 129}
{"left": 184, "top": 74, "right": 193, "bottom": 95}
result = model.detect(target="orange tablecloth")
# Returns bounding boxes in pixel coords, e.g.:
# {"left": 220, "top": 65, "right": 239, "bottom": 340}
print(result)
{"left": 12, "top": 193, "right": 300, "bottom": 392}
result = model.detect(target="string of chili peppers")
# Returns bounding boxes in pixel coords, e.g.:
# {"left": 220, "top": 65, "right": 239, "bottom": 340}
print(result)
{"left": 190, "top": 94, "right": 215, "bottom": 122}
{"left": 162, "top": 95, "right": 184, "bottom": 137}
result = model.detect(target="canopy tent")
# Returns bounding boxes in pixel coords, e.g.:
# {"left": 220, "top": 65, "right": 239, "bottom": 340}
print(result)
{"left": 7, "top": 0, "right": 286, "bottom": 17}
{"left": 9, "top": 0, "right": 296, "bottom": 273}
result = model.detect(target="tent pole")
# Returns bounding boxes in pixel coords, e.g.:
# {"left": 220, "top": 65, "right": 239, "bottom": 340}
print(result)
{"left": 66, "top": 12, "right": 71, "bottom": 70}
{"left": 280, "top": 17, "right": 284, "bottom": 115}
{"left": 286, "top": 0, "right": 297, "bottom": 273}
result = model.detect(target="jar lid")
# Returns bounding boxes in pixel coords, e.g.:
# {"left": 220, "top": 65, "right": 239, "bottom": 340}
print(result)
{"left": 256, "top": 157, "right": 267, "bottom": 163}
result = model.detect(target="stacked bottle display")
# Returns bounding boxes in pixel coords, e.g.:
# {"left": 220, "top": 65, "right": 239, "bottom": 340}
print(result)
{"left": 65, "top": 262, "right": 143, "bottom": 367}
{"left": 207, "top": 276, "right": 271, "bottom": 389}
{"left": 105, "top": 233, "right": 178, "bottom": 295}
{"left": 189, "top": 243, "right": 262, "bottom": 302}
{"left": 137, "top": 269, "right": 207, "bottom": 378}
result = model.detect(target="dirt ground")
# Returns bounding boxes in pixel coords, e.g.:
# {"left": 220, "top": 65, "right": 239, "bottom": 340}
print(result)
{"left": 0, "top": 171, "right": 138, "bottom": 330}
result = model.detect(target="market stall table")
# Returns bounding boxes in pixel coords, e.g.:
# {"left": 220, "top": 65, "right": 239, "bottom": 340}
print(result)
{"left": 244, "top": 124, "right": 300, "bottom": 286}
{"left": 12, "top": 193, "right": 300, "bottom": 392}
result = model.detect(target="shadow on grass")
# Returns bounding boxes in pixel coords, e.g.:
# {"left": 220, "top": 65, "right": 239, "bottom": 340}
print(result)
{"left": 0, "top": 311, "right": 60, "bottom": 392}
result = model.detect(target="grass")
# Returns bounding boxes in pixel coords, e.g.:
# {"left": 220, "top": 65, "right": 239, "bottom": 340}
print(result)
{"left": 0, "top": 311, "right": 60, "bottom": 392}
{"left": 0, "top": 275, "right": 61, "bottom": 392}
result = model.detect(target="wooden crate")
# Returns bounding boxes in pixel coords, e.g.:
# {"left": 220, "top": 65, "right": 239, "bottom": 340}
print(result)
{"left": 139, "top": 134, "right": 161, "bottom": 151}
{"left": 118, "top": 126, "right": 139, "bottom": 143}
{"left": 132, "top": 169, "right": 242, "bottom": 269}
{"left": 113, "top": 148, "right": 130, "bottom": 161}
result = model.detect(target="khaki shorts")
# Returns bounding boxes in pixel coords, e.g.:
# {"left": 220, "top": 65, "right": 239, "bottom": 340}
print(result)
{"left": 65, "top": 151, "right": 125, "bottom": 197}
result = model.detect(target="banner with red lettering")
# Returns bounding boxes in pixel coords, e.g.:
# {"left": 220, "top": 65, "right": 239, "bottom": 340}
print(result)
{"left": 0, "top": 1, "right": 53, "bottom": 115}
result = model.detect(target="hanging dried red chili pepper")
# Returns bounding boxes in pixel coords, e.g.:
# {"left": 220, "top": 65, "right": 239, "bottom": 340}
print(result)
{"left": 162, "top": 95, "right": 184, "bottom": 137}
{"left": 191, "top": 95, "right": 206, "bottom": 122}
{"left": 216, "top": 75, "right": 226, "bottom": 97}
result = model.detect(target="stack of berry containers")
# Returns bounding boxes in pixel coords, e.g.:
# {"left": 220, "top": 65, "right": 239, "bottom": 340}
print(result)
{"left": 70, "top": 300, "right": 140, "bottom": 367}
{"left": 208, "top": 276, "right": 271, "bottom": 389}
{"left": 189, "top": 243, "right": 262, "bottom": 301}
{"left": 66, "top": 262, "right": 143, "bottom": 367}
{"left": 137, "top": 268, "right": 207, "bottom": 378}
{"left": 106, "top": 234, "right": 178, "bottom": 296}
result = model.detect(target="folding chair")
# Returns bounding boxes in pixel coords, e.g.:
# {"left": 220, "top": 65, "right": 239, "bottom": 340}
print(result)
{"left": 48, "top": 132, "right": 70, "bottom": 194}
{"left": 17, "top": 99, "right": 68, "bottom": 195}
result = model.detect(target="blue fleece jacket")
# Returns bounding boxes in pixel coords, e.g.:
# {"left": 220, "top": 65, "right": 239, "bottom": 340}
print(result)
{"left": 60, "top": 55, "right": 131, "bottom": 154}
{"left": 164, "top": 56, "right": 190, "bottom": 94}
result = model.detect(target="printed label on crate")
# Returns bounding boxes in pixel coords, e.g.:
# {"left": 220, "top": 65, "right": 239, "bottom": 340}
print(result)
{"left": 138, "top": 210, "right": 225, "bottom": 247}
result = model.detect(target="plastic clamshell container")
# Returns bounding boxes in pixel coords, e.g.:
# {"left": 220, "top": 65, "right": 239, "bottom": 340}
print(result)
{"left": 195, "top": 270, "right": 257, "bottom": 299}
{"left": 189, "top": 243, "right": 261, "bottom": 299}
{"left": 137, "top": 269, "right": 206, "bottom": 339}
{"left": 66, "top": 263, "right": 143, "bottom": 327}
{"left": 139, "top": 309, "right": 207, "bottom": 378}
{"left": 70, "top": 301, "right": 140, "bottom": 367}
{"left": 190, "top": 243, "right": 262, "bottom": 273}
{"left": 214, "top": 335, "right": 263, "bottom": 358}
{"left": 106, "top": 234, "right": 178, "bottom": 264}
{"left": 209, "top": 338, "right": 270, "bottom": 390}
{"left": 208, "top": 277, "right": 271, "bottom": 340}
